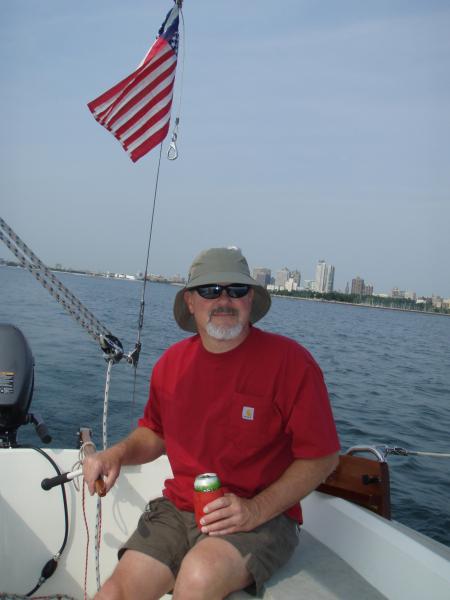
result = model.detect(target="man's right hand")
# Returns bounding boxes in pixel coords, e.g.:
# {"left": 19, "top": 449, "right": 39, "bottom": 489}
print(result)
{"left": 82, "top": 427, "right": 166, "bottom": 496}
{"left": 82, "top": 445, "right": 124, "bottom": 496}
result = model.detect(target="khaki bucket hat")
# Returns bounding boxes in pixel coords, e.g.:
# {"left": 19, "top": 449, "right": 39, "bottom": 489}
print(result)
{"left": 173, "top": 247, "right": 271, "bottom": 333}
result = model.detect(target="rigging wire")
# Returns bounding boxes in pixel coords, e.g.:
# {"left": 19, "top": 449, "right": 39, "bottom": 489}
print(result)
{"left": 129, "top": 143, "right": 164, "bottom": 423}
{"left": 130, "top": 2, "right": 186, "bottom": 415}
{"left": 167, "top": 5, "right": 186, "bottom": 161}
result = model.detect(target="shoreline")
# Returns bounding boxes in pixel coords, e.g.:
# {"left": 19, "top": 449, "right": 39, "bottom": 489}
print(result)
{"left": 0, "top": 263, "right": 184, "bottom": 286}
{"left": 2, "top": 264, "right": 448, "bottom": 317}
{"left": 271, "top": 293, "right": 450, "bottom": 317}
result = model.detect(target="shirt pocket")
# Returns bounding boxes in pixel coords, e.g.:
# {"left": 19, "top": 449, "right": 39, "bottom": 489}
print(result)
{"left": 226, "top": 391, "right": 281, "bottom": 450}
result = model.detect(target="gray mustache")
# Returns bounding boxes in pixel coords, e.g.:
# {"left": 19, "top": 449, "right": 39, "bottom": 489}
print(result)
{"left": 210, "top": 307, "right": 238, "bottom": 317}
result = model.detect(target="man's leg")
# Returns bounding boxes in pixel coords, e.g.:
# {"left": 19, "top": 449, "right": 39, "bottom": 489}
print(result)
{"left": 173, "top": 537, "right": 253, "bottom": 600}
{"left": 94, "top": 549, "right": 175, "bottom": 600}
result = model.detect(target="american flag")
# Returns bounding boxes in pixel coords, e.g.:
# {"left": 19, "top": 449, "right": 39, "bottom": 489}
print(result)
{"left": 88, "top": 5, "right": 179, "bottom": 163}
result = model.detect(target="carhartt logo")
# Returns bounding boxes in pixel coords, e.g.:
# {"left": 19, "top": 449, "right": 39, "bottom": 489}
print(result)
{"left": 242, "top": 406, "right": 255, "bottom": 421}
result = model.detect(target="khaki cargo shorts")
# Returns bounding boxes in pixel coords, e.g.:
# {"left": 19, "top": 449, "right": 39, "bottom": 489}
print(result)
{"left": 119, "top": 496, "right": 299, "bottom": 596}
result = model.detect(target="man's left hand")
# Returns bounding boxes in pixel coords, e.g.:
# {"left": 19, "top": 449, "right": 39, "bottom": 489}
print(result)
{"left": 199, "top": 493, "right": 261, "bottom": 535}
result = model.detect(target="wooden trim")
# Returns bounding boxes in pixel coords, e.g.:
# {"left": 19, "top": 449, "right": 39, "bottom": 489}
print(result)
{"left": 317, "top": 454, "right": 391, "bottom": 519}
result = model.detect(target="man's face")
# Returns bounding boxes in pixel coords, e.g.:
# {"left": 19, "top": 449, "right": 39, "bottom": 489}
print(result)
{"left": 184, "top": 283, "right": 254, "bottom": 343}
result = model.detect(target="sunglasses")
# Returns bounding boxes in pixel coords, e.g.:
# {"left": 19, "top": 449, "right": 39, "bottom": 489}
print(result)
{"left": 194, "top": 283, "right": 251, "bottom": 300}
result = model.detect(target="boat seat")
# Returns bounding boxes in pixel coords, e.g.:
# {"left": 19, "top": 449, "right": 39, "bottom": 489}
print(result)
{"left": 228, "top": 529, "right": 386, "bottom": 600}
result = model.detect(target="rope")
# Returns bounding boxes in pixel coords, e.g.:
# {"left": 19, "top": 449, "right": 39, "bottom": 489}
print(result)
{"left": 102, "top": 360, "right": 113, "bottom": 451}
{"left": 91, "top": 359, "right": 112, "bottom": 590}
{"left": 0, "top": 217, "right": 114, "bottom": 349}
{"left": 95, "top": 499, "right": 102, "bottom": 592}
{"left": 385, "top": 447, "right": 450, "bottom": 459}
{"left": 81, "top": 484, "right": 90, "bottom": 600}
{"left": 412, "top": 451, "right": 450, "bottom": 458}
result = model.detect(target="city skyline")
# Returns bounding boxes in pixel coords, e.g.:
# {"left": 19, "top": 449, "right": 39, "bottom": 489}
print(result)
{"left": 1, "top": 252, "right": 445, "bottom": 302}
{"left": 250, "top": 260, "right": 444, "bottom": 300}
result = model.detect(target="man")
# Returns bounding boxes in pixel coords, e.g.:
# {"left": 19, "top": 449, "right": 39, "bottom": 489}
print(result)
{"left": 84, "top": 246, "right": 340, "bottom": 600}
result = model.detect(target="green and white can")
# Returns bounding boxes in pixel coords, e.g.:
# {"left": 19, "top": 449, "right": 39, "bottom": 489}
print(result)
{"left": 194, "top": 473, "right": 221, "bottom": 492}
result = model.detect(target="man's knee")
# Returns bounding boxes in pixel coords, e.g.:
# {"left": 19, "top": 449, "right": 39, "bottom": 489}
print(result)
{"left": 174, "top": 540, "right": 251, "bottom": 598}
{"left": 178, "top": 550, "right": 219, "bottom": 589}
{"left": 94, "top": 550, "right": 175, "bottom": 600}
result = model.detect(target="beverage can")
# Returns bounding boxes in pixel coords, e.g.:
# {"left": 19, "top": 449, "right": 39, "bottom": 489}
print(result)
{"left": 193, "top": 473, "right": 224, "bottom": 528}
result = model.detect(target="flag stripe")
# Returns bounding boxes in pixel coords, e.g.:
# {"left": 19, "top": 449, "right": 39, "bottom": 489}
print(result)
{"left": 129, "top": 122, "right": 170, "bottom": 162}
{"left": 124, "top": 99, "right": 173, "bottom": 151}
{"left": 89, "top": 40, "right": 173, "bottom": 124}
{"left": 87, "top": 70, "right": 138, "bottom": 116}
{"left": 107, "top": 59, "right": 176, "bottom": 131}
{"left": 101, "top": 45, "right": 175, "bottom": 125}
{"left": 88, "top": 38, "right": 170, "bottom": 116}
{"left": 115, "top": 81, "right": 175, "bottom": 139}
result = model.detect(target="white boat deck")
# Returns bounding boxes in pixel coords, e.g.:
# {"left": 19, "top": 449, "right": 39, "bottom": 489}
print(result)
{"left": 229, "top": 528, "right": 386, "bottom": 600}
{"left": 1, "top": 449, "right": 449, "bottom": 600}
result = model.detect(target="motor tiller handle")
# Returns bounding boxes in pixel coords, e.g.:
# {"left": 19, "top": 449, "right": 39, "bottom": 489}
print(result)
{"left": 41, "top": 467, "right": 106, "bottom": 496}
{"left": 41, "top": 428, "right": 107, "bottom": 496}
{"left": 41, "top": 470, "right": 76, "bottom": 490}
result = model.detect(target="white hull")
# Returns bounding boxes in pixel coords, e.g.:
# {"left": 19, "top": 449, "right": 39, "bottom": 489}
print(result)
{"left": 1, "top": 449, "right": 449, "bottom": 599}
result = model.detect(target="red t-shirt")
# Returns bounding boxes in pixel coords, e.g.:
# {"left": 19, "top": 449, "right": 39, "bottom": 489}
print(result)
{"left": 138, "top": 327, "right": 340, "bottom": 523}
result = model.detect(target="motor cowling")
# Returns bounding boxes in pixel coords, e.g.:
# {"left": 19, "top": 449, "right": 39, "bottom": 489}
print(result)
{"left": 0, "top": 323, "right": 34, "bottom": 442}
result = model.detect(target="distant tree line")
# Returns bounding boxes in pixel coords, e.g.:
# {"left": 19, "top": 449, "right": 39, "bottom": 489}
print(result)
{"left": 272, "top": 289, "right": 450, "bottom": 315}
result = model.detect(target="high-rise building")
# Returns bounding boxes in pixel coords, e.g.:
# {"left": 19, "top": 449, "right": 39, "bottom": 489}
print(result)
{"left": 252, "top": 267, "right": 271, "bottom": 287}
{"left": 275, "top": 267, "right": 290, "bottom": 289}
{"left": 290, "top": 270, "right": 301, "bottom": 286}
{"left": 285, "top": 278, "right": 298, "bottom": 292}
{"left": 303, "top": 280, "right": 316, "bottom": 291}
{"left": 315, "top": 260, "right": 335, "bottom": 293}
{"left": 327, "top": 265, "right": 335, "bottom": 292}
{"left": 351, "top": 277, "right": 365, "bottom": 296}
{"left": 404, "top": 290, "right": 417, "bottom": 301}
{"left": 351, "top": 277, "right": 373, "bottom": 296}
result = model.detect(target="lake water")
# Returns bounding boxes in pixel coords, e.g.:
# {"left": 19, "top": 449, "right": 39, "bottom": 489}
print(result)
{"left": 1, "top": 266, "right": 449, "bottom": 547}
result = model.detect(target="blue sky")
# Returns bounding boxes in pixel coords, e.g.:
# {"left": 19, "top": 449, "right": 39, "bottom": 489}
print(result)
{"left": 1, "top": 0, "right": 449, "bottom": 296}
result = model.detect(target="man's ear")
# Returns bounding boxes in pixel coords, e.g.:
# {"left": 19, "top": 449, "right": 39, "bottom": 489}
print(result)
{"left": 184, "top": 290, "right": 195, "bottom": 314}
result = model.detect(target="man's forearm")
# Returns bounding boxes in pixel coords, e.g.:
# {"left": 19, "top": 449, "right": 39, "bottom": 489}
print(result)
{"left": 251, "top": 452, "right": 339, "bottom": 526}
{"left": 83, "top": 426, "right": 165, "bottom": 495}
{"left": 112, "top": 426, "right": 165, "bottom": 466}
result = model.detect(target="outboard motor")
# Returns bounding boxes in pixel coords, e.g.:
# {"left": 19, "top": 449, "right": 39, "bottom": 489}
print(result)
{"left": 0, "top": 323, "right": 50, "bottom": 446}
